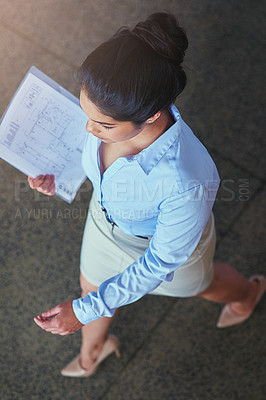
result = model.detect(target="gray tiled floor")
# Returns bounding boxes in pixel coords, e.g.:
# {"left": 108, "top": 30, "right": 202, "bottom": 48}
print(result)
{"left": 0, "top": 1, "right": 265, "bottom": 399}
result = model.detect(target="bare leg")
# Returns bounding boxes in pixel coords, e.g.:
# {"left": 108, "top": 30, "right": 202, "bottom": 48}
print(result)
{"left": 79, "top": 273, "right": 118, "bottom": 370}
{"left": 196, "top": 262, "right": 259, "bottom": 315}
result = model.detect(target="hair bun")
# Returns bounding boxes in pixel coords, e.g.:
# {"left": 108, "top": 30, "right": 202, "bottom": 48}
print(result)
{"left": 132, "top": 12, "right": 188, "bottom": 66}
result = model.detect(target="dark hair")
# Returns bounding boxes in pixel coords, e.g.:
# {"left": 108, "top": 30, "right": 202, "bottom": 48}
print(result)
{"left": 78, "top": 12, "right": 188, "bottom": 126}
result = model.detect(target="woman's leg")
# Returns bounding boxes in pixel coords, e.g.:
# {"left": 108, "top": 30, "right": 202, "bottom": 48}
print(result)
{"left": 79, "top": 273, "right": 118, "bottom": 370}
{"left": 196, "top": 261, "right": 259, "bottom": 315}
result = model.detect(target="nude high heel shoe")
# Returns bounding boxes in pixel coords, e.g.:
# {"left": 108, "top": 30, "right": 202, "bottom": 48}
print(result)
{"left": 61, "top": 334, "right": 120, "bottom": 378}
{"left": 216, "top": 275, "right": 266, "bottom": 328}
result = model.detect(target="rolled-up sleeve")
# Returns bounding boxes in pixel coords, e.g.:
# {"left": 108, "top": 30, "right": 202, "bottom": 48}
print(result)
{"left": 72, "top": 184, "right": 218, "bottom": 324}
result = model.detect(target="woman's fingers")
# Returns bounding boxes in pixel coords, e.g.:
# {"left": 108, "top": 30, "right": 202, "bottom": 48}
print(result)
{"left": 34, "top": 301, "right": 84, "bottom": 336}
{"left": 28, "top": 174, "right": 55, "bottom": 195}
{"left": 40, "top": 174, "right": 55, "bottom": 195}
{"left": 28, "top": 174, "right": 45, "bottom": 189}
{"left": 42, "top": 174, "right": 54, "bottom": 191}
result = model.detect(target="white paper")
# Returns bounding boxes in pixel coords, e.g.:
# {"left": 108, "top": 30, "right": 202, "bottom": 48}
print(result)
{"left": 0, "top": 66, "right": 88, "bottom": 203}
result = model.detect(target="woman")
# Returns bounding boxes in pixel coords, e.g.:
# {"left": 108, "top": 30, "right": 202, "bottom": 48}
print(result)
{"left": 29, "top": 12, "right": 265, "bottom": 378}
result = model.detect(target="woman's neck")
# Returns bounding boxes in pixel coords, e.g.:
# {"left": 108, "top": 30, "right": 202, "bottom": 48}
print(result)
{"left": 119, "top": 109, "right": 175, "bottom": 155}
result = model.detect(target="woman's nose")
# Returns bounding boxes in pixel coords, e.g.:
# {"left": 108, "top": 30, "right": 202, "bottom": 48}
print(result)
{"left": 86, "top": 120, "right": 99, "bottom": 134}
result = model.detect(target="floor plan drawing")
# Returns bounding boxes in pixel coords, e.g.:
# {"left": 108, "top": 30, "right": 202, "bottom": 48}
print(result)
{"left": 0, "top": 67, "right": 88, "bottom": 203}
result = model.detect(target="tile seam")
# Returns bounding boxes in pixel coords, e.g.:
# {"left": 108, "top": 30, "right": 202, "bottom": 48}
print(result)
{"left": 96, "top": 298, "right": 177, "bottom": 400}
{"left": 216, "top": 182, "right": 265, "bottom": 250}
{"left": 208, "top": 145, "right": 266, "bottom": 184}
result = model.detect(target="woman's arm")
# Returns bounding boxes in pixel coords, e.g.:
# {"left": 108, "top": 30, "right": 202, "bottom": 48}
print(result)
{"left": 34, "top": 183, "right": 218, "bottom": 334}
{"left": 73, "top": 183, "right": 217, "bottom": 324}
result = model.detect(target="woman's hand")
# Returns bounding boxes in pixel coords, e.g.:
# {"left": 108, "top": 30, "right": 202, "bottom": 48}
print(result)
{"left": 34, "top": 301, "right": 84, "bottom": 335}
{"left": 28, "top": 174, "right": 55, "bottom": 196}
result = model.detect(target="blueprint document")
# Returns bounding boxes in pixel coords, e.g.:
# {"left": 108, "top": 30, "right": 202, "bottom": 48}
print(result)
{"left": 0, "top": 66, "right": 88, "bottom": 203}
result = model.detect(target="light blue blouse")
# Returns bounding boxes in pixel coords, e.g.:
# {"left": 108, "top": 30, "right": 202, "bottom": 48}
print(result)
{"left": 72, "top": 105, "right": 220, "bottom": 324}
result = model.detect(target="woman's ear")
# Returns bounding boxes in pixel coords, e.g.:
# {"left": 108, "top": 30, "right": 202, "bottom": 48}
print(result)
{"left": 147, "top": 111, "right": 161, "bottom": 124}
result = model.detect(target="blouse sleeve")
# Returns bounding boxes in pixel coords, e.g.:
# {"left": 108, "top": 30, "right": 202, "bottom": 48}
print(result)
{"left": 72, "top": 183, "right": 218, "bottom": 324}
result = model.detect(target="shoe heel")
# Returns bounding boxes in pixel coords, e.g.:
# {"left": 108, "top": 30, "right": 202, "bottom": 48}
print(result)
{"left": 115, "top": 347, "right": 121, "bottom": 358}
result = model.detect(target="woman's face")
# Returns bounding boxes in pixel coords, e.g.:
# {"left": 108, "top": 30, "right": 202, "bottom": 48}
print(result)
{"left": 79, "top": 89, "right": 144, "bottom": 143}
